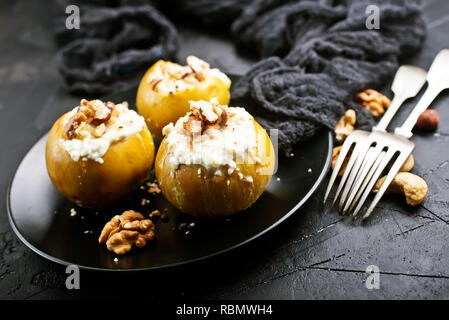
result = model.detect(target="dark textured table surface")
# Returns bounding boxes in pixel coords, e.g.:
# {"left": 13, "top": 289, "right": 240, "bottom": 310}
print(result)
{"left": 1, "top": 0, "right": 449, "bottom": 300}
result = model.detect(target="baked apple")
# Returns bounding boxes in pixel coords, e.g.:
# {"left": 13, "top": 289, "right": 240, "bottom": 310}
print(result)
{"left": 46, "top": 99, "right": 155, "bottom": 208}
{"left": 136, "top": 56, "right": 231, "bottom": 139}
{"left": 155, "top": 98, "right": 275, "bottom": 218}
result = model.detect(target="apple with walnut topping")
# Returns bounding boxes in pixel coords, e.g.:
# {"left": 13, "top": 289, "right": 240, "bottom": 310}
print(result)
{"left": 155, "top": 99, "right": 275, "bottom": 218}
{"left": 136, "top": 56, "right": 231, "bottom": 140}
{"left": 45, "top": 99, "right": 155, "bottom": 208}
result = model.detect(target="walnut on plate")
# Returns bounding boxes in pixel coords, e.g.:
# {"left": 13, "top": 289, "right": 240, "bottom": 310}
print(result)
{"left": 98, "top": 210, "right": 155, "bottom": 255}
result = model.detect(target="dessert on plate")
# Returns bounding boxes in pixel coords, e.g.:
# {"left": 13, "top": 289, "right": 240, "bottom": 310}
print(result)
{"left": 155, "top": 98, "right": 275, "bottom": 218}
{"left": 45, "top": 99, "right": 155, "bottom": 208}
{"left": 136, "top": 56, "right": 231, "bottom": 139}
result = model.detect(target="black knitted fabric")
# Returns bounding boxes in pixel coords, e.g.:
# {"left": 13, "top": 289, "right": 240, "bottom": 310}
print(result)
{"left": 160, "top": 0, "right": 253, "bottom": 28}
{"left": 54, "top": 0, "right": 178, "bottom": 95}
{"left": 230, "top": 0, "right": 426, "bottom": 154}
{"left": 53, "top": 0, "right": 426, "bottom": 154}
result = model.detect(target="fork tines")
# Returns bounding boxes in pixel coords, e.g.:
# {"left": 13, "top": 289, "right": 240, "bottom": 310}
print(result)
{"left": 327, "top": 130, "right": 414, "bottom": 220}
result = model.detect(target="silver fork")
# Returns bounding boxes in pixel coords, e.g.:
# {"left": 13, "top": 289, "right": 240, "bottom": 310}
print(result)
{"left": 323, "top": 65, "right": 427, "bottom": 205}
{"left": 342, "top": 49, "right": 449, "bottom": 220}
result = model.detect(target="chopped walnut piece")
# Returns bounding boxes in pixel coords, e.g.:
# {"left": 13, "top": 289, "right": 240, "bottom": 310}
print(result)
{"left": 162, "top": 123, "right": 175, "bottom": 137}
{"left": 189, "top": 99, "right": 228, "bottom": 128}
{"left": 65, "top": 99, "right": 116, "bottom": 139}
{"left": 357, "top": 89, "right": 391, "bottom": 117}
{"left": 183, "top": 117, "right": 203, "bottom": 135}
{"left": 147, "top": 181, "right": 161, "bottom": 194}
{"left": 199, "top": 104, "right": 219, "bottom": 124}
{"left": 78, "top": 99, "right": 96, "bottom": 118}
{"left": 91, "top": 104, "right": 112, "bottom": 126}
{"left": 99, "top": 210, "right": 155, "bottom": 255}
{"left": 105, "top": 101, "right": 116, "bottom": 111}
{"left": 65, "top": 112, "right": 88, "bottom": 139}
{"left": 92, "top": 123, "right": 106, "bottom": 138}
{"left": 149, "top": 209, "right": 161, "bottom": 219}
{"left": 334, "top": 109, "right": 356, "bottom": 143}
{"left": 166, "top": 63, "right": 190, "bottom": 79}
{"left": 151, "top": 78, "right": 162, "bottom": 91}
{"left": 214, "top": 106, "right": 228, "bottom": 126}
{"left": 187, "top": 56, "right": 209, "bottom": 75}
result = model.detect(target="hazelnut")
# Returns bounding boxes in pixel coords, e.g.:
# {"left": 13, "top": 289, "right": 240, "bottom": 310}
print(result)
{"left": 416, "top": 109, "right": 439, "bottom": 131}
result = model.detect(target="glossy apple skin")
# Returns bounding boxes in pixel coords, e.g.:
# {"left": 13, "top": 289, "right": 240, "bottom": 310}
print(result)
{"left": 45, "top": 112, "right": 155, "bottom": 208}
{"left": 136, "top": 60, "right": 231, "bottom": 140}
{"left": 155, "top": 120, "right": 275, "bottom": 218}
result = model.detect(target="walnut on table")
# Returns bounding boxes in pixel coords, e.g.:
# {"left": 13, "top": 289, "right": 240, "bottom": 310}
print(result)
{"left": 147, "top": 181, "right": 161, "bottom": 194}
{"left": 334, "top": 109, "right": 356, "bottom": 143}
{"left": 98, "top": 210, "right": 155, "bottom": 255}
{"left": 356, "top": 89, "right": 391, "bottom": 117}
{"left": 149, "top": 209, "right": 161, "bottom": 219}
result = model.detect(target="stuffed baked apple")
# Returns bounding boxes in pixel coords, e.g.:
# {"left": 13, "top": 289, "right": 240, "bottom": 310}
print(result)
{"left": 46, "top": 99, "right": 155, "bottom": 208}
{"left": 136, "top": 56, "right": 231, "bottom": 139}
{"left": 155, "top": 98, "right": 275, "bottom": 218}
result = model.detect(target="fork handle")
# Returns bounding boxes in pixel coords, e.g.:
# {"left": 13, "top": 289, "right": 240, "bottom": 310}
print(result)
{"left": 373, "top": 94, "right": 407, "bottom": 131}
{"left": 395, "top": 85, "right": 442, "bottom": 138}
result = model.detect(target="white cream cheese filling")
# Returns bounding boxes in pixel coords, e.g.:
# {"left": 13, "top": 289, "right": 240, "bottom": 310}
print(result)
{"left": 59, "top": 103, "right": 146, "bottom": 164}
{"left": 163, "top": 100, "right": 258, "bottom": 173}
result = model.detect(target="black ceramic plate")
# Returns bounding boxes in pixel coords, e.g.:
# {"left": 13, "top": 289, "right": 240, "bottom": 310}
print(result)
{"left": 7, "top": 78, "right": 332, "bottom": 271}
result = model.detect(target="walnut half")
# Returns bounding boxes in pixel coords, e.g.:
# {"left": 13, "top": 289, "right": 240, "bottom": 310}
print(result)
{"left": 98, "top": 210, "right": 155, "bottom": 255}
{"left": 357, "top": 89, "right": 390, "bottom": 117}
{"left": 334, "top": 109, "right": 356, "bottom": 143}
